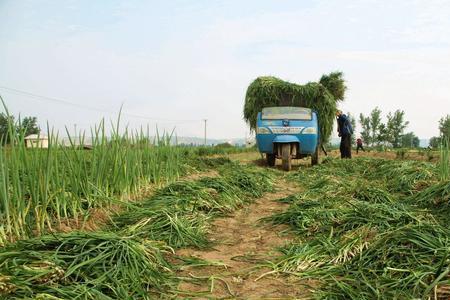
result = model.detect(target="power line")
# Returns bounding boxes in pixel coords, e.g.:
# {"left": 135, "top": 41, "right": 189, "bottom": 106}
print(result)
{"left": 0, "top": 85, "right": 201, "bottom": 124}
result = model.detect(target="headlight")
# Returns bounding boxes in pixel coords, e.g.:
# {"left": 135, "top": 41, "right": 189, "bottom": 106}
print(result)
{"left": 257, "top": 127, "right": 271, "bottom": 134}
{"left": 302, "top": 127, "right": 317, "bottom": 134}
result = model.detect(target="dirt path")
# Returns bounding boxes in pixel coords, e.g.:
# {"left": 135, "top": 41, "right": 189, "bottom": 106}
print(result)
{"left": 176, "top": 177, "right": 311, "bottom": 299}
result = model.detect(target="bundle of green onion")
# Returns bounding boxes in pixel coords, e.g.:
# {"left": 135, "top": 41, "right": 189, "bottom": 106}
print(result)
{"left": 0, "top": 232, "right": 174, "bottom": 299}
{"left": 243, "top": 72, "right": 346, "bottom": 143}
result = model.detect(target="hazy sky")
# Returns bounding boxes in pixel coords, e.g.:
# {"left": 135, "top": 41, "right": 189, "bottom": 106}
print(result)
{"left": 1, "top": 0, "right": 449, "bottom": 139}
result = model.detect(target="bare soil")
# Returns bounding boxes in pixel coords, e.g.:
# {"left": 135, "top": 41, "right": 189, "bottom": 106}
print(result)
{"left": 176, "top": 178, "right": 313, "bottom": 299}
{"left": 226, "top": 151, "right": 317, "bottom": 172}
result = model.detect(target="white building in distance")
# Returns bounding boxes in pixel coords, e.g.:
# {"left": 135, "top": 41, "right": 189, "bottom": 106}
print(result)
{"left": 24, "top": 134, "right": 49, "bottom": 148}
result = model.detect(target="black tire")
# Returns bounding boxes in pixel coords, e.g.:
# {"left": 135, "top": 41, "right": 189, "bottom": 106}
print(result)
{"left": 311, "top": 144, "right": 319, "bottom": 166}
{"left": 266, "top": 153, "right": 276, "bottom": 167}
{"left": 281, "top": 143, "right": 292, "bottom": 171}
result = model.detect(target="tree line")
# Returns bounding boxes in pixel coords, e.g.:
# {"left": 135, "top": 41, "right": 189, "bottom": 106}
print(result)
{"left": 1, "top": 109, "right": 449, "bottom": 149}
{"left": 357, "top": 107, "right": 449, "bottom": 148}
{"left": 0, "top": 113, "right": 40, "bottom": 144}
{"left": 429, "top": 115, "right": 450, "bottom": 148}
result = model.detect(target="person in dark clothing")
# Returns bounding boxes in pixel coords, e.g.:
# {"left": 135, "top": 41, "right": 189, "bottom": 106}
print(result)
{"left": 356, "top": 138, "right": 365, "bottom": 154}
{"left": 336, "top": 110, "right": 353, "bottom": 159}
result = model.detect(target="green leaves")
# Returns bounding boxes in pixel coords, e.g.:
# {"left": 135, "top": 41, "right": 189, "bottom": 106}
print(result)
{"left": 0, "top": 156, "right": 274, "bottom": 299}
{"left": 267, "top": 157, "right": 450, "bottom": 299}
{"left": 0, "top": 232, "right": 174, "bottom": 299}
{"left": 319, "top": 71, "right": 347, "bottom": 101}
{"left": 243, "top": 72, "right": 346, "bottom": 143}
{"left": 112, "top": 164, "right": 274, "bottom": 249}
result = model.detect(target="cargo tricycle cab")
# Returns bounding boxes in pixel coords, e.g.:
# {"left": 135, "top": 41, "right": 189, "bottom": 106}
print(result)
{"left": 255, "top": 107, "right": 320, "bottom": 171}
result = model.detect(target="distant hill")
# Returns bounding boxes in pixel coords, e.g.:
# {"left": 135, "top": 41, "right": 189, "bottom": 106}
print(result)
{"left": 174, "top": 136, "right": 246, "bottom": 146}
{"left": 58, "top": 136, "right": 247, "bottom": 147}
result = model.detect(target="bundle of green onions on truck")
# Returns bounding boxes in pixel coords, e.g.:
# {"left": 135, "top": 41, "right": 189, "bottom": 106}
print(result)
{"left": 243, "top": 72, "right": 346, "bottom": 169}
{"left": 244, "top": 72, "right": 346, "bottom": 144}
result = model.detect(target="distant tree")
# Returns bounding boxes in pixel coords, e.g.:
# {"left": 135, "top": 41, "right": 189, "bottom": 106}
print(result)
{"left": 0, "top": 113, "right": 40, "bottom": 144}
{"left": 19, "top": 116, "right": 40, "bottom": 136}
{"left": 359, "top": 113, "right": 371, "bottom": 146}
{"left": 386, "top": 110, "right": 409, "bottom": 148}
{"left": 428, "top": 115, "right": 450, "bottom": 148}
{"left": 215, "top": 142, "right": 234, "bottom": 148}
{"left": 0, "top": 113, "right": 15, "bottom": 144}
{"left": 429, "top": 136, "right": 441, "bottom": 148}
{"left": 439, "top": 115, "right": 450, "bottom": 139}
{"left": 369, "top": 107, "right": 382, "bottom": 146}
{"left": 377, "top": 123, "right": 389, "bottom": 145}
{"left": 413, "top": 134, "right": 420, "bottom": 148}
{"left": 401, "top": 132, "right": 420, "bottom": 148}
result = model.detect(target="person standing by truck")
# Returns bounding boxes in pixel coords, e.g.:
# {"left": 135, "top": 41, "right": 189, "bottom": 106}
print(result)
{"left": 336, "top": 110, "right": 353, "bottom": 159}
{"left": 356, "top": 137, "right": 365, "bottom": 154}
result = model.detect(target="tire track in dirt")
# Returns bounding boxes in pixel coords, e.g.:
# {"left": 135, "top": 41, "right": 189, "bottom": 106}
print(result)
{"left": 176, "top": 177, "right": 311, "bottom": 299}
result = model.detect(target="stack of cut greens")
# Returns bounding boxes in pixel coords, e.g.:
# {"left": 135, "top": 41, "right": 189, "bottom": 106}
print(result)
{"left": 113, "top": 163, "right": 274, "bottom": 249}
{"left": 243, "top": 72, "right": 346, "bottom": 143}
{"left": 266, "top": 157, "right": 450, "bottom": 299}
{"left": 0, "top": 232, "right": 174, "bottom": 299}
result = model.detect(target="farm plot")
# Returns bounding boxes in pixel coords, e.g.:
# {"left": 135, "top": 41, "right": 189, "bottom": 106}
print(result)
{"left": 0, "top": 127, "right": 248, "bottom": 244}
{"left": 265, "top": 157, "right": 450, "bottom": 299}
{"left": 0, "top": 159, "right": 275, "bottom": 299}
{"left": 1, "top": 138, "right": 448, "bottom": 299}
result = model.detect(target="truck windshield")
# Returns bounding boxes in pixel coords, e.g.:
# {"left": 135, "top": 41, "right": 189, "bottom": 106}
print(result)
{"left": 262, "top": 107, "right": 312, "bottom": 120}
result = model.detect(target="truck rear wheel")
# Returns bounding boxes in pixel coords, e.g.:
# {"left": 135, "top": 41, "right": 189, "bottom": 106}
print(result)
{"left": 266, "top": 153, "right": 276, "bottom": 167}
{"left": 281, "top": 144, "right": 292, "bottom": 171}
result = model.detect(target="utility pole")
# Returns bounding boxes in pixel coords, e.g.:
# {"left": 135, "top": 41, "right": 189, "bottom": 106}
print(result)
{"left": 203, "top": 119, "right": 207, "bottom": 146}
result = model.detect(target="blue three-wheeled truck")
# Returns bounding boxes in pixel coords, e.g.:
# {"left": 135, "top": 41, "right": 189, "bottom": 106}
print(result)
{"left": 255, "top": 106, "right": 320, "bottom": 171}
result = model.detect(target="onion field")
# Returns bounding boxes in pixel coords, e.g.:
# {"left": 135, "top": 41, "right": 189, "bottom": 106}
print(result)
{"left": 0, "top": 123, "right": 271, "bottom": 298}
{"left": 0, "top": 122, "right": 449, "bottom": 298}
